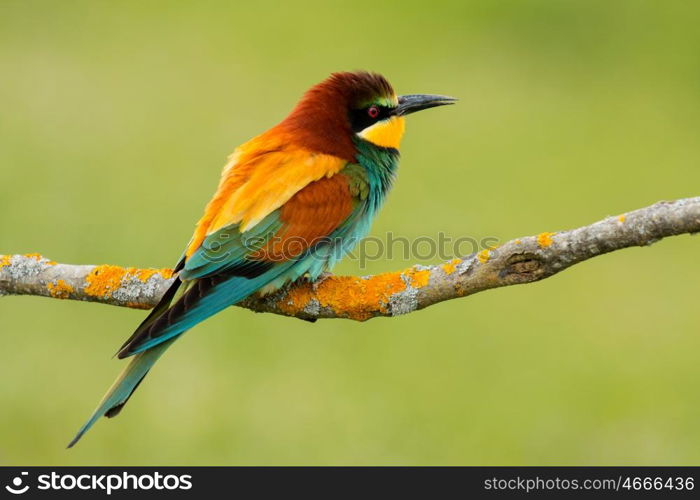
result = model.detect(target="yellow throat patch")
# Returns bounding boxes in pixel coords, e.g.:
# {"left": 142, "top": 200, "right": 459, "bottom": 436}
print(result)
{"left": 358, "top": 116, "right": 406, "bottom": 150}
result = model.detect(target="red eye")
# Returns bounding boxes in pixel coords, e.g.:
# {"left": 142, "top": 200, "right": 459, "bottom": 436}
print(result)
{"left": 368, "top": 106, "right": 379, "bottom": 118}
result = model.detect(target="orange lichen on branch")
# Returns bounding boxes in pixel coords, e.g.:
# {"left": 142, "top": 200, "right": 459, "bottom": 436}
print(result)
{"left": 322, "top": 274, "right": 404, "bottom": 319}
{"left": 477, "top": 249, "right": 490, "bottom": 263}
{"left": 325, "top": 273, "right": 405, "bottom": 319}
{"left": 441, "top": 258, "right": 461, "bottom": 275}
{"left": 84, "top": 265, "right": 128, "bottom": 298}
{"left": 277, "top": 281, "right": 315, "bottom": 317}
{"left": 618, "top": 215, "right": 626, "bottom": 223}
{"left": 406, "top": 267, "right": 431, "bottom": 288}
{"left": 47, "top": 280, "right": 74, "bottom": 299}
{"left": 23, "top": 253, "right": 56, "bottom": 265}
{"left": 0, "top": 254, "right": 57, "bottom": 270}
{"left": 279, "top": 271, "right": 415, "bottom": 320}
{"left": 537, "top": 232, "right": 555, "bottom": 248}
{"left": 157, "top": 268, "right": 174, "bottom": 279}
{"left": 477, "top": 241, "right": 501, "bottom": 263}
{"left": 84, "top": 265, "right": 174, "bottom": 299}
{"left": 134, "top": 268, "right": 174, "bottom": 282}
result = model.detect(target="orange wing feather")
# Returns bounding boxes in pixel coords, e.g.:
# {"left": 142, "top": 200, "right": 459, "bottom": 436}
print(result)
{"left": 185, "top": 129, "right": 346, "bottom": 259}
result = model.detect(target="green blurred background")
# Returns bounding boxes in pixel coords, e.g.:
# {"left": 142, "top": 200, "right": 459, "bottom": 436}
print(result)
{"left": 1, "top": 0, "right": 699, "bottom": 465}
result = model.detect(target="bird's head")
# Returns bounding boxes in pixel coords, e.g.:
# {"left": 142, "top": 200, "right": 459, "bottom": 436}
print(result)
{"left": 278, "top": 71, "right": 456, "bottom": 161}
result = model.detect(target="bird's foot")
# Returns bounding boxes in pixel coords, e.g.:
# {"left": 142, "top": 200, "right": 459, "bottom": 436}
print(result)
{"left": 310, "top": 271, "right": 333, "bottom": 292}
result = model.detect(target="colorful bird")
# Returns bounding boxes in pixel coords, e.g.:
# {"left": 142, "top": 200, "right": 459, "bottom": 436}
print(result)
{"left": 68, "top": 71, "right": 455, "bottom": 447}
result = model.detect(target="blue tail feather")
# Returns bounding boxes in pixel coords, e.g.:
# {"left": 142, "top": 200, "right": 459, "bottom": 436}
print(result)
{"left": 67, "top": 338, "right": 176, "bottom": 448}
{"left": 69, "top": 257, "right": 311, "bottom": 447}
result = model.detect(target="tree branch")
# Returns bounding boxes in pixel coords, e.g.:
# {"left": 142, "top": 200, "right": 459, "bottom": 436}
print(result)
{"left": 1, "top": 197, "right": 698, "bottom": 321}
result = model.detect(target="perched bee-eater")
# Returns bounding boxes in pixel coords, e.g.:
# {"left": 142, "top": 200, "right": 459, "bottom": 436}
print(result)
{"left": 69, "top": 71, "right": 455, "bottom": 447}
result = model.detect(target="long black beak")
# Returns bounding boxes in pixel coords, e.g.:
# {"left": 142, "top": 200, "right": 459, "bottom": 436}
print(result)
{"left": 396, "top": 94, "right": 457, "bottom": 116}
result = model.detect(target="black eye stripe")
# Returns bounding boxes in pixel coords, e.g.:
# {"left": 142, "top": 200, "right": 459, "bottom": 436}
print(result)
{"left": 348, "top": 105, "right": 395, "bottom": 133}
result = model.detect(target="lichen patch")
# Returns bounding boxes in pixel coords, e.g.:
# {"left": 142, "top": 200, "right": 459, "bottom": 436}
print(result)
{"left": 477, "top": 249, "right": 490, "bottom": 263}
{"left": 279, "top": 271, "right": 415, "bottom": 321}
{"left": 3, "top": 254, "right": 56, "bottom": 280}
{"left": 47, "top": 280, "right": 74, "bottom": 299}
{"left": 441, "top": 258, "right": 461, "bottom": 275}
{"left": 84, "top": 265, "right": 127, "bottom": 298}
{"left": 84, "top": 265, "right": 173, "bottom": 300}
{"left": 135, "top": 268, "right": 174, "bottom": 282}
{"left": 23, "top": 253, "right": 56, "bottom": 265}
{"left": 405, "top": 267, "right": 431, "bottom": 288}
{"left": 537, "top": 232, "right": 555, "bottom": 248}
